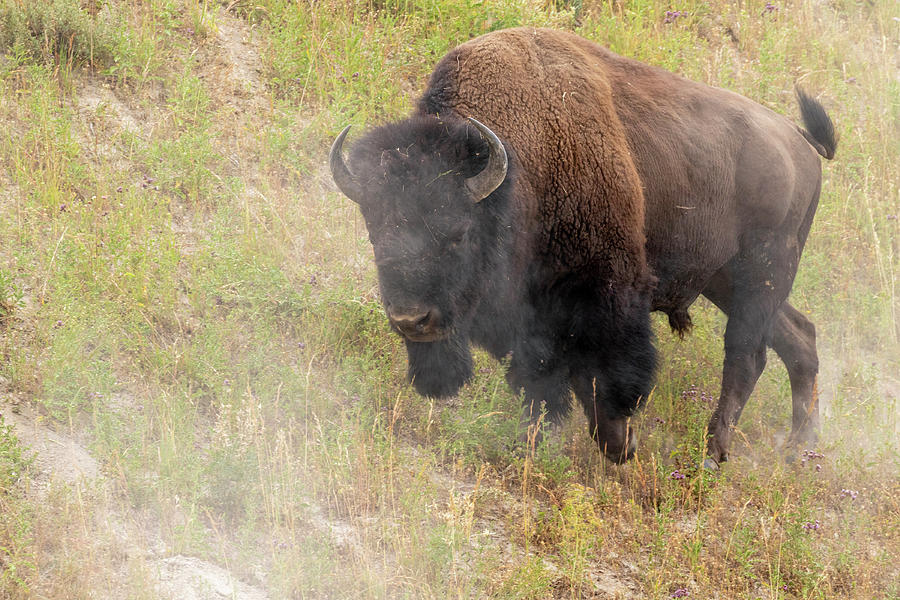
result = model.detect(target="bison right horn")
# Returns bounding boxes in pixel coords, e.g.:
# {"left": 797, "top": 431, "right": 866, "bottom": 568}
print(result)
{"left": 330, "top": 125, "right": 364, "bottom": 203}
{"left": 465, "top": 118, "right": 508, "bottom": 202}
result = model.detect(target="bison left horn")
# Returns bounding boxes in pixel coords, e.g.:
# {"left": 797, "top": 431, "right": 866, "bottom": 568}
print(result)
{"left": 465, "top": 118, "right": 508, "bottom": 202}
{"left": 330, "top": 125, "right": 364, "bottom": 203}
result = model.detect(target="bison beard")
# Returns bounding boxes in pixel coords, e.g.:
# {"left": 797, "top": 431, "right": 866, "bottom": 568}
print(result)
{"left": 330, "top": 27, "right": 837, "bottom": 466}
{"left": 405, "top": 334, "right": 473, "bottom": 399}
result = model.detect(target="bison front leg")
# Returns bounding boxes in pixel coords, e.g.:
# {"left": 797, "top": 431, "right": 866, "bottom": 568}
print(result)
{"left": 569, "top": 324, "right": 656, "bottom": 464}
{"left": 571, "top": 374, "right": 637, "bottom": 463}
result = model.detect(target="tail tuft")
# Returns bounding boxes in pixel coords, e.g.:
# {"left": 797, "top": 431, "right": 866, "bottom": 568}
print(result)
{"left": 795, "top": 87, "right": 837, "bottom": 160}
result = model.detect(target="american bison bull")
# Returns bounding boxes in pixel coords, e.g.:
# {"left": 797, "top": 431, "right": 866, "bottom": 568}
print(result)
{"left": 330, "top": 28, "right": 836, "bottom": 465}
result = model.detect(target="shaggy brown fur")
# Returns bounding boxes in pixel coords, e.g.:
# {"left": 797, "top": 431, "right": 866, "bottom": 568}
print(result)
{"left": 421, "top": 29, "right": 652, "bottom": 292}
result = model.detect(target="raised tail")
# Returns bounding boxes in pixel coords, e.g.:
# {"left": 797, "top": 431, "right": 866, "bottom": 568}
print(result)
{"left": 796, "top": 87, "right": 837, "bottom": 160}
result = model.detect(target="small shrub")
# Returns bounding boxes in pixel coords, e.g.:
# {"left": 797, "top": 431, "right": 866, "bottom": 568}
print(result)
{"left": 0, "top": 268, "right": 24, "bottom": 327}
{"left": 0, "top": 413, "right": 29, "bottom": 491}
{"left": 0, "top": 0, "right": 117, "bottom": 69}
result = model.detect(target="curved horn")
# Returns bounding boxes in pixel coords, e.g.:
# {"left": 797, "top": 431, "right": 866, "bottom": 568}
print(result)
{"left": 465, "top": 118, "right": 508, "bottom": 202}
{"left": 329, "top": 125, "right": 364, "bottom": 203}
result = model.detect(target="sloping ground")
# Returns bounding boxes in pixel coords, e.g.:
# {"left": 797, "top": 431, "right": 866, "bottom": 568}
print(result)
{"left": 0, "top": 10, "right": 274, "bottom": 599}
{"left": 0, "top": 9, "right": 412, "bottom": 598}
{"left": 0, "top": 2, "right": 897, "bottom": 599}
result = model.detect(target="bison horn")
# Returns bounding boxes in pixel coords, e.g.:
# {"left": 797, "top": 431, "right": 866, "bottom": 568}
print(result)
{"left": 465, "top": 118, "right": 508, "bottom": 202}
{"left": 329, "top": 125, "right": 364, "bottom": 203}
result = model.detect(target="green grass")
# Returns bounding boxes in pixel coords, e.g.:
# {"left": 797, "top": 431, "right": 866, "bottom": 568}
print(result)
{"left": 0, "top": 0, "right": 897, "bottom": 598}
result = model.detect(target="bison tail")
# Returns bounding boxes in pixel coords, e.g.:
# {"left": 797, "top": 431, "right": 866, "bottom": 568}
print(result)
{"left": 795, "top": 87, "right": 837, "bottom": 160}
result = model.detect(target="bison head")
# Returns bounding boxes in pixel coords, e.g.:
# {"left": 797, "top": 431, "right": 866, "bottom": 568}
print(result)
{"left": 330, "top": 116, "right": 512, "bottom": 398}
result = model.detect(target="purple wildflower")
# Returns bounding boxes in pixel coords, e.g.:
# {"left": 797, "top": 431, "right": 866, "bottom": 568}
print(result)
{"left": 841, "top": 489, "right": 859, "bottom": 500}
{"left": 801, "top": 449, "right": 825, "bottom": 468}
{"left": 664, "top": 10, "right": 687, "bottom": 24}
{"left": 681, "top": 385, "right": 715, "bottom": 406}
{"left": 671, "top": 589, "right": 689, "bottom": 598}
{"left": 802, "top": 519, "right": 821, "bottom": 532}
{"left": 670, "top": 469, "right": 686, "bottom": 480}
{"left": 763, "top": 1, "right": 778, "bottom": 14}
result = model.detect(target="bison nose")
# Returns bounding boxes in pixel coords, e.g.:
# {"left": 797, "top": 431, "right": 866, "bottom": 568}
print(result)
{"left": 386, "top": 307, "right": 441, "bottom": 339}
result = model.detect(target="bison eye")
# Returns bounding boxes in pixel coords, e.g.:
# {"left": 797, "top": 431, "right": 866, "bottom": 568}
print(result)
{"left": 445, "top": 228, "right": 467, "bottom": 249}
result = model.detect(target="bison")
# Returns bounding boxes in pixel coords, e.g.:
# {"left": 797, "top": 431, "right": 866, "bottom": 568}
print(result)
{"left": 330, "top": 28, "right": 836, "bottom": 466}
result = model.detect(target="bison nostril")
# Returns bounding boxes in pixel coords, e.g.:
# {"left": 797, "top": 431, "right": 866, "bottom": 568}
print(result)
{"left": 415, "top": 311, "right": 431, "bottom": 331}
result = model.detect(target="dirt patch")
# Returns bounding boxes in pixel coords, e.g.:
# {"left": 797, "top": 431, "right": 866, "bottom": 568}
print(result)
{"left": 156, "top": 556, "right": 269, "bottom": 600}
{"left": 196, "top": 9, "right": 269, "bottom": 141}
{"left": 211, "top": 11, "right": 266, "bottom": 109}
{"left": 76, "top": 81, "right": 143, "bottom": 136}
{"left": 73, "top": 77, "right": 156, "bottom": 182}
{"left": 1, "top": 399, "right": 100, "bottom": 491}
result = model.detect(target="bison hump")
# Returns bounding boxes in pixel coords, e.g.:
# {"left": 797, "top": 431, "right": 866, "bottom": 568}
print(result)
{"left": 420, "top": 28, "right": 651, "bottom": 287}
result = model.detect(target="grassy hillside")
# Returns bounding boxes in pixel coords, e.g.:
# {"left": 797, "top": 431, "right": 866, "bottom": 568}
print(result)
{"left": 0, "top": 0, "right": 897, "bottom": 598}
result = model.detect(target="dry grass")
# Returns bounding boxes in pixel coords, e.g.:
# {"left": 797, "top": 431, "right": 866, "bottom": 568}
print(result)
{"left": 0, "top": 0, "right": 897, "bottom": 598}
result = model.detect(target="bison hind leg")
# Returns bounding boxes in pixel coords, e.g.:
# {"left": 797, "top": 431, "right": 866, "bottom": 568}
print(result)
{"left": 770, "top": 302, "right": 820, "bottom": 454}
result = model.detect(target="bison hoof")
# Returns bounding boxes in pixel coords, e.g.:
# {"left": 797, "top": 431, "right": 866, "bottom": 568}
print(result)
{"left": 604, "top": 448, "right": 635, "bottom": 464}
{"left": 783, "top": 431, "right": 819, "bottom": 465}
{"left": 702, "top": 457, "right": 720, "bottom": 471}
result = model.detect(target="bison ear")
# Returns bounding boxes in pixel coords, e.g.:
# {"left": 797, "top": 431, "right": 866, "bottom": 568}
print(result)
{"left": 465, "top": 118, "right": 508, "bottom": 203}
{"left": 330, "top": 125, "right": 364, "bottom": 203}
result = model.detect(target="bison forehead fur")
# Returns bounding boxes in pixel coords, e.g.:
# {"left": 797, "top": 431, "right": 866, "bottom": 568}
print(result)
{"left": 331, "top": 27, "right": 837, "bottom": 465}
